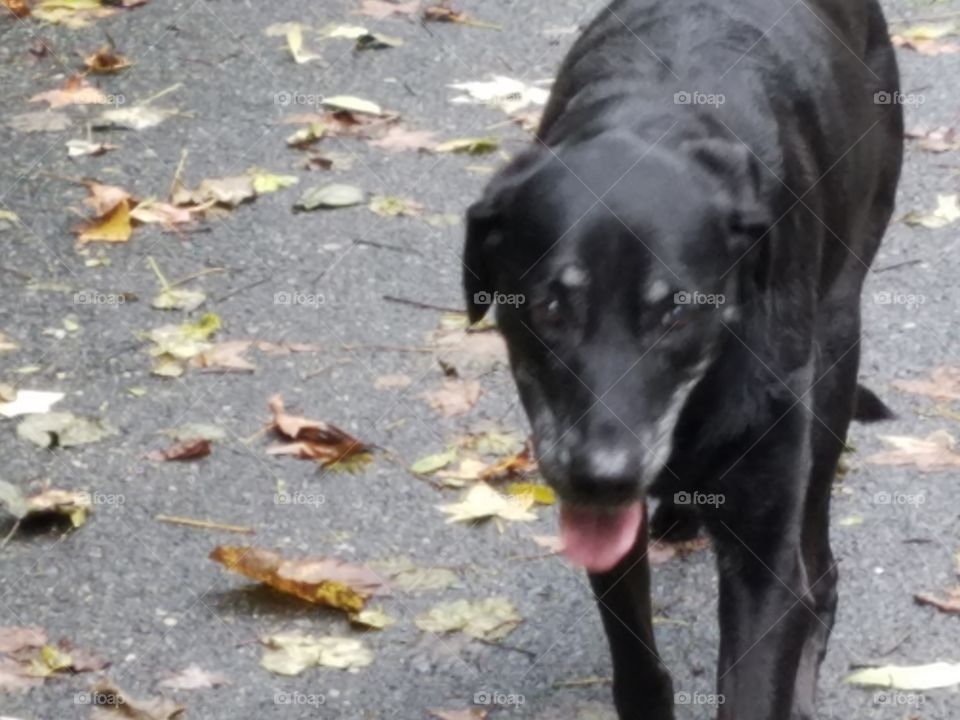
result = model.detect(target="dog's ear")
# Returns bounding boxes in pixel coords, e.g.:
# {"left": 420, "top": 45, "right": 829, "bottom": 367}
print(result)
{"left": 463, "top": 199, "right": 499, "bottom": 324}
{"left": 685, "top": 138, "right": 770, "bottom": 247}
{"left": 462, "top": 148, "right": 549, "bottom": 323}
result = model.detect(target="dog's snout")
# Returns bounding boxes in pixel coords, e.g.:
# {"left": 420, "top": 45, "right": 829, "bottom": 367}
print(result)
{"left": 566, "top": 446, "right": 641, "bottom": 503}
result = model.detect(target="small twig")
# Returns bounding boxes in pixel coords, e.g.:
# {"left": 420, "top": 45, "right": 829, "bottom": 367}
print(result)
{"left": 0, "top": 265, "right": 32, "bottom": 281}
{"left": 215, "top": 276, "right": 269, "bottom": 303}
{"left": 553, "top": 676, "right": 612, "bottom": 689}
{"left": 138, "top": 82, "right": 182, "bottom": 107}
{"left": 169, "top": 267, "right": 226, "bottom": 288}
{"left": 891, "top": 10, "right": 960, "bottom": 24}
{"left": 873, "top": 259, "right": 923, "bottom": 273}
{"left": 383, "top": 295, "right": 463, "bottom": 314}
{"left": 155, "top": 515, "right": 255, "bottom": 534}
{"left": 354, "top": 238, "right": 421, "bottom": 255}
{"left": 303, "top": 358, "right": 352, "bottom": 379}
{"left": 0, "top": 520, "right": 21, "bottom": 551}
{"left": 169, "top": 148, "right": 188, "bottom": 200}
{"left": 339, "top": 343, "right": 433, "bottom": 354}
{"left": 477, "top": 638, "right": 537, "bottom": 659}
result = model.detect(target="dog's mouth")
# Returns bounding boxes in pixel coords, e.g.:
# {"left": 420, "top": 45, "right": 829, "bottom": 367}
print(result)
{"left": 559, "top": 501, "right": 645, "bottom": 573}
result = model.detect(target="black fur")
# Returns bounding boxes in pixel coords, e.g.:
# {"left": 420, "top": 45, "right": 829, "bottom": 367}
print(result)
{"left": 462, "top": 0, "right": 903, "bottom": 718}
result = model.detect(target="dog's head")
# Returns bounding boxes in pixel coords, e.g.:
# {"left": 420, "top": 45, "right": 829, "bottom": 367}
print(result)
{"left": 463, "top": 132, "right": 768, "bottom": 508}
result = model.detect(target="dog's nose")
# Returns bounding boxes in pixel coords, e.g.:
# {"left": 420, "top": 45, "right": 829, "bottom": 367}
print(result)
{"left": 567, "top": 446, "right": 640, "bottom": 503}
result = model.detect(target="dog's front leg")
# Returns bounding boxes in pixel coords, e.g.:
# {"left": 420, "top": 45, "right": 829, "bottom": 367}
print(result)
{"left": 588, "top": 506, "right": 675, "bottom": 720}
{"left": 704, "top": 421, "right": 816, "bottom": 720}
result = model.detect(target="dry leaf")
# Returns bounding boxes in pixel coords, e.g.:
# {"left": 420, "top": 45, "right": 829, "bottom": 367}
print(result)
{"left": 0, "top": 390, "right": 64, "bottom": 418}
{"left": 369, "top": 126, "right": 437, "bottom": 152}
{"left": 906, "top": 126, "right": 960, "bottom": 153}
{"left": 17, "top": 412, "right": 115, "bottom": 448}
{"left": 437, "top": 482, "right": 536, "bottom": 523}
{"left": 147, "top": 439, "right": 211, "bottom": 462}
{"left": 260, "top": 633, "right": 373, "bottom": 675}
{"left": 67, "top": 139, "right": 119, "bottom": 157}
{"left": 157, "top": 664, "right": 229, "bottom": 691}
{"left": 369, "top": 195, "right": 423, "bottom": 217}
{"left": 30, "top": 75, "right": 107, "bottom": 109}
{"left": 915, "top": 587, "right": 960, "bottom": 615}
{"left": 357, "top": 0, "right": 420, "bottom": 19}
{"left": 267, "top": 394, "right": 373, "bottom": 467}
{"left": 428, "top": 710, "right": 488, "bottom": 720}
{"left": 893, "top": 367, "right": 960, "bottom": 401}
{"left": 368, "top": 557, "right": 459, "bottom": 593}
{"left": 210, "top": 545, "right": 384, "bottom": 613}
{"left": 349, "top": 608, "right": 396, "bottom": 629}
{"left": 435, "top": 137, "right": 499, "bottom": 155}
{"left": 479, "top": 447, "right": 537, "bottom": 484}
{"left": 83, "top": 45, "right": 132, "bottom": 73}
{"left": 373, "top": 373, "right": 412, "bottom": 390}
{"left": 423, "top": 2, "right": 500, "bottom": 28}
{"left": 415, "top": 597, "right": 521, "bottom": 640}
{"left": 88, "top": 680, "right": 185, "bottom": 719}
{"left": 7, "top": 111, "right": 72, "bottom": 133}
{"left": 2, "top": 0, "right": 31, "bottom": 18}
{"left": 96, "top": 105, "right": 178, "bottom": 131}
{"left": 423, "top": 379, "right": 481, "bottom": 416}
{"left": 195, "top": 176, "right": 256, "bottom": 208}
{"left": 865, "top": 430, "right": 960, "bottom": 471}
{"left": 191, "top": 341, "right": 255, "bottom": 373}
{"left": 76, "top": 199, "right": 133, "bottom": 243}
{"left": 845, "top": 662, "right": 960, "bottom": 690}
{"left": 903, "top": 194, "right": 960, "bottom": 229}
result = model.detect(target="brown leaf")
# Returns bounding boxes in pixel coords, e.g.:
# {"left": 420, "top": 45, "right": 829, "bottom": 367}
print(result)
{"left": 891, "top": 35, "right": 960, "bottom": 55}
{"left": 83, "top": 180, "right": 135, "bottom": 216}
{"left": 357, "top": 0, "right": 420, "bottom": 19}
{"left": 479, "top": 446, "right": 537, "bottom": 484}
{"left": 157, "top": 664, "right": 230, "bottom": 690}
{"left": 76, "top": 198, "right": 133, "bottom": 244}
{"left": 865, "top": 430, "right": 960, "bottom": 471}
{"left": 368, "top": 126, "right": 437, "bottom": 152}
{"left": 209, "top": 546, "right": 384, "bottom": 613}
{"left": 83, "top": 45, "right": 132, "bottom": 73}
{"left": 267, "top": 394, "right": 373, "bottom": 466}
{"left": 147, "top": 438, "right": 211, "bottom": 462}
{"left": 893, "top": 367, "right": 960, "bottom": 402}
{"left": 0, "top": 626, "right": 47, "bottom": 654}
{"left": 30, "top": 75, "right": 106, "bottom": 109}
{"left": 191, "top": 341, "right": 256, "bottom": 373}
{"left": 906, "top": 126, "right": 960, "bottom": 153}
{"left": 88, "top": 680, "right": 185, "bottom": 719}
{"left": 648, "top": 537, "right": 710, "bottom": 565}
{"left": 423, "top": 379, "right": 481, "bottom": 417}
{"left": 428, "top": 709, "right": 488, "bottom": 720}
{"left": 195, "top": 176, "right": 256, "bottom": 208}
{"left": 0, "top": 657, "right": 44, "bottom": 692}
{"left": 914, "top": 587, "right": 960, "bottom": 615}
{"left": 3, "top": 0, "right": 31, "bottom": 18}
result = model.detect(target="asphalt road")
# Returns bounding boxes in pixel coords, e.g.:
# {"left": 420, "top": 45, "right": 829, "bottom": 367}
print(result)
{"left": 1, "top": 0, "right": 958, "bottom": 718}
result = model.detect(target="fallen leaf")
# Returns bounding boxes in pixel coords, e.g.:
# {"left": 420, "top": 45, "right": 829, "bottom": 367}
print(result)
{"left": 893, "top": 367, "right": 960, "bottom": 401}
{"left": 247, "top": 169, "right": 298, "bottom": 194}
{"left": 906, "top": 126, "right": 960, "bottom": 153}
{"left": 30, "top": 75, "right": 107, "bottom": 108}
{"left": 355, "top": 31, "right": 404, "bottom": 50}
{"left": 195, "top": 175, "right": 256, "bottom": 208}
{"left": 903, "top": 194, "right": 960, "bottom": 229}
{"left": 96, "top": 105, "right": 178, "bottom": 131}
{"left": 162, "top": 423, "right": 227, "bottom": 442}
{"left": 373, "top": 373, "right": 412, "bottom": 390}
{"left": 284, "top": 25, "right": 322, "bottom": 64}
{"left": 191, "top": 341, "right": 255, "bottom": 373}
{"left": 67, "top": 138, "right": 119, "bottom": 157}
{"left": 357, "top": 0, "right": 420, "bottom": 19}
{"left": 322, "top": 95, "right": 383, "bottom": 116}
{"left": 2, "top": 0, "right": 31, "bottom": 18}
{"left": 0, "top": 390, "right": 65, "bottom": 418}
{"left": 505, "top": 481, "right": 555, "bottom": 505}
{"left": 865, "top": 430, "right": 960, "bottom": 471}
{"left": 88, "top": 680, "right": 185, "bottom": 719}
{"left": 428, "top": 710, "right": 488, "bottom": 720}
{"left": 267, "top": 394, "right": 373, "bottom": 467}
{"left": 147, "top": 439, "right": 211, "bottom": 462}
{"left": 845, "top": 662, "right": 960, "bottom": 690}
{"left": 157, "top": 664, "right": 229, "bottom": 691}
{"left": 260, "top": 633, "right": 373, "bottom": 675}
{"left": 450, "top": 76, "right": 551, "bottom": 114}
{"left": 411, "top": 449, "right": 459, "bottom": 475}
{"left": 7, "top": 111, "right": 72, "bottom": 133}
{"left": 423, "top": 2, "right": 500, "bottom": 29}
{"left": 891, "top": 24, "right": 960, "bottom": 54}
{"left": 83, "top": 44, "right": 132, "bottom": 73}
{"left": 416, "top": 597, "right": 521, "bottom": 640}
{"left": 146, "top": 313, "right": 222, "bottom": 376}
{"left": 129, "top": 201, "right": 199, "bottom": 227}
{"left": 210, "top": 545, "right": 384, "bottom": 613}
{"left": 423, "top": 379, "right": 481, "bottom": 416}
{"left": 368, "top": 557, "right": 459, "bottom": 593}
{"left": 0, "top": 626, "right": 47, "bottom": 654}
{"left": 76, "top": 199, "right": 133, "bottom": 244}
{"left": 295, "top": 183, "right": 366, "bottom": 210}
{"left": 479, "top": 447, "right": 537, "bottom": 484}
{"left": 435, "top": 137, "right": 499, "bottom": 155}
{"left": 349, "top": 608, "right": 396, "bottom": 629}
{"left": 369, "top": 125, "right": 438, "bottom": 152}
{"left": 437, "top": 482, "right": 536, "bottom": 523}
{"left": 915, "top": 587, "right": 960, "bottom": 615}
{"left": 17, "top": 412, "right": 116, "bottom": 448}
{"left": 369, "top": 195, "right": 423, "bottom": 217}
{"left": 152, "top": 287, "right": 206, "bottom": 312}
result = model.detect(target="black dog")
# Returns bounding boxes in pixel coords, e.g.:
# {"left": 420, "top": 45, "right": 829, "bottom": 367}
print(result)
{"left": 462, "top": 0, "right": 902, "bottom": 717}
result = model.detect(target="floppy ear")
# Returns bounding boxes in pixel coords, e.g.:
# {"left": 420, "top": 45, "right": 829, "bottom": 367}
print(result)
{"left": 684, "top": 138, "right": 770, "bottom": 248}
{"left": 463, "top": 200, "right": 498, "bottom": 324}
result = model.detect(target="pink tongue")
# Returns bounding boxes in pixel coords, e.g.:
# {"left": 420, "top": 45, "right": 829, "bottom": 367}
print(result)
{"left": 559, "top": 502, "right": 645, "bottom": 572}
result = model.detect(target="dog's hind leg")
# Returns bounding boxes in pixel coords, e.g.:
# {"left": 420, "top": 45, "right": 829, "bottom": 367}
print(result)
{"left": 588, "top": 506, "right": 675, "bottom": 720}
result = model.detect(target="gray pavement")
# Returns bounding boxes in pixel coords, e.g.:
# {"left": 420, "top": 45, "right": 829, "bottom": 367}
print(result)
{"left": 0, "top": 0, "right": 958, "bottom": 718}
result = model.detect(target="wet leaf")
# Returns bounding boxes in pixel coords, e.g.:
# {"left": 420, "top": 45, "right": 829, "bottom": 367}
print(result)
{"left": 17, "top": 413, "right": 116, "bottom": 449}
{"left": 267, "top": 394, "right": 373, "bottom": 466}
{"left": 147, "top": 439, "right": 211, "bottom": 462}
{"left": 865, "top": 430, "right": 960, "bottom": 471}
{"left": 0, "top": 390, "right": 64, "bottom": 418}
{"left": 260, "top": 633, "right": 373, "bottom": 675}
{"left": 437, "top": 482, "right": 536, "bottom": 523}
{"left": 845, "top": 662, "right": 960, "bottom": 690}
{"left": 157, "top": 664, "right": 230, "bottom": 690}
{"left": 416, "top": 597, "right": 521, "bottom": 640}
{"left": 295, "top": 183, "right": 366, "bottom": 210}
{"left": 903, "top": 194, "right": 960, "bottom": 229}
{"left": 210, "top": 545, "right": 384, "bottom": 613}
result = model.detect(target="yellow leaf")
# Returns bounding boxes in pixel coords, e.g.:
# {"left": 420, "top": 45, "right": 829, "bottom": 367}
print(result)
{"left": 77, "top": 199, "right": 133, "bottom": 244}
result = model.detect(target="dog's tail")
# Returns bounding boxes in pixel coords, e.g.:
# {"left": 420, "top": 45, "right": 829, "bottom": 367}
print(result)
{"left": 853, "top": 383, "right": 895, "bottom": 422}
